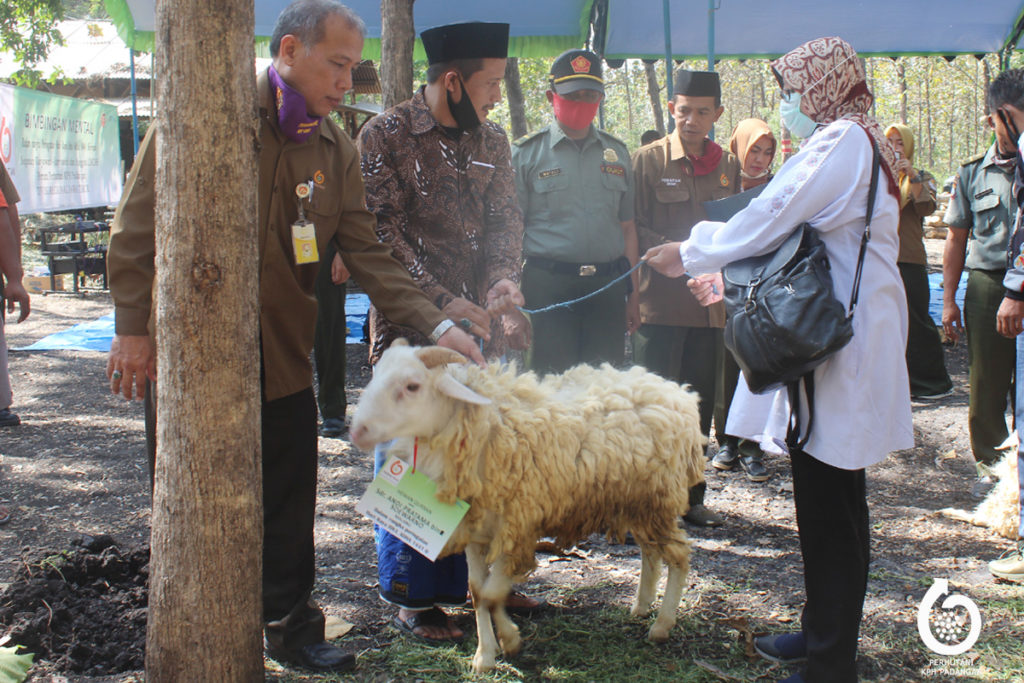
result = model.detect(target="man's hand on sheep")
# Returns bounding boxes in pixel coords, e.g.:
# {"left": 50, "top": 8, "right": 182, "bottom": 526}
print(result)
{"left": 485, "top": 279, "right": 525, "bottom": 317}
{"left": 687, "top": 273, "right": 724, "bottom": 306}
{"left": 443, "top": 297, "right": 492, "bottom": 342}
{"left": 435, "top": 326, "right": 486, "bottom": 366}
{"left": 642, "top": 242, "right": 687, "bottom": 278}
{"left": 502, "top": 309, "right": 532, "bottom": 350}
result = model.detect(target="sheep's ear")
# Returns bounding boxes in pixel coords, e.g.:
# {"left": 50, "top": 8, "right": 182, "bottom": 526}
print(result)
{"left": 437, "top": 373, "right": 492, "bottom": 405}
{"left": 390, "top": 338, "right": 410, "bottom": 348}
{"left": 415, "top": 346, "right": 468, "bottom": 369}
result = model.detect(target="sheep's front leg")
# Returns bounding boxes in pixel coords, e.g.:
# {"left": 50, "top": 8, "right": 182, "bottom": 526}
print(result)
{"left": 482, "top": 556, "right": 520, "bottom": 656}
{"left": 631, "top": 546, "right": 660, "bottom": 618}
{"left": 466, "top": 544, "right": 500, "bottom": 673}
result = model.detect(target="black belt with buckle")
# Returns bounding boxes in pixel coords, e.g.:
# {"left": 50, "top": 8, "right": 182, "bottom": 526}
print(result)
{"left": 525, "top": 256, "right": 620, "bottom": 277}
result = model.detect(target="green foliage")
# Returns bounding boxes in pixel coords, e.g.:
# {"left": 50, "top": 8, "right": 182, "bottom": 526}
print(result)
{"left": 0, "top": 645, "right": 34, "bottom": 683}
{"left": 0, "top": 0, "right": 66, "bottom": 87}
{"left": 481, "top": 54, "right": 1001, "bottom": 182}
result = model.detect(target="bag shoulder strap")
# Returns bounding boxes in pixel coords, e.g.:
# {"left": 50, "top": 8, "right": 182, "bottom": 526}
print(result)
{"left": 790, "top": 139, "right": 881, "bottom": 450}
{"left": 847, "top": 139, "right": 881, "bottom": 317}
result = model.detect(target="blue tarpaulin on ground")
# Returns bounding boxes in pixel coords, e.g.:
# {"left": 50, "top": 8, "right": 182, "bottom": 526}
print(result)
{"left": 928, "top": 272, "right": 967, "bottom": 326}
{"left": 14, "top": 293, "right": 372, "bottom": 352}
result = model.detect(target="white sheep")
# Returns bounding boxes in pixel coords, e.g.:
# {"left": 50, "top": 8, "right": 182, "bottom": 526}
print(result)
{"left": 350, "top": 340, "right": 706, "bottom": 673}
{"left": 940, "top": 451, "right": 1020, "bottom": 540}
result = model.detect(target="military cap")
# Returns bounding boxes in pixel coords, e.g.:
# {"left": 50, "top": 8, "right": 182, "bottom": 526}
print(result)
{"left": 420, "top": 22, "right": 509, "bottom": 65}
{"left": 673, "top": 69, "right": 721, "bottom": 100}
{"left": 549, "top": 49, "right": 604, "bottom": 95}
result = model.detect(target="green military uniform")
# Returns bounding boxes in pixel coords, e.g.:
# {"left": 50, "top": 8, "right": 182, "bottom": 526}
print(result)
{"left": 513, "top": 121, "right": 634, "bottom": 373}
{"left": 944, "top": 144, "right": 1016, "bottom": 467}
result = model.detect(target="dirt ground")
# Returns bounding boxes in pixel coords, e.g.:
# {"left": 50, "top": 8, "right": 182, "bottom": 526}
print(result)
{"left": 0, "top": 239, "right": 1022, "bottom": 681}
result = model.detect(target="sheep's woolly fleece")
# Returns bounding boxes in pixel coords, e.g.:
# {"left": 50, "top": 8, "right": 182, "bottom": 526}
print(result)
{"left": 941, "top": 451, "right": 1020, "bottom": 540}
{"left": 423, "top": 361, "right": 707, "bottom": 578}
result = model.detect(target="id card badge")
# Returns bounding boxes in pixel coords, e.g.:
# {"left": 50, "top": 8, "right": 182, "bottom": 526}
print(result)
{"left": 291, "top": 220, "right": 319, "bottom": 265}
{"left": 356, "top": 454, "right": 470, "bottom": 561}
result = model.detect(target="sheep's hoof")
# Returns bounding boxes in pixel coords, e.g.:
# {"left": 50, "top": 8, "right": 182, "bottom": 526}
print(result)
{"left": 499, "top": 630, "right": 522, "bottom": 656}
{"left": 472, "top": 651, "right": 497, "bottom": 673}
{"left": 630, "top": 603, "right": 651, "bottom": 618}
{"left": 647, "top": 624, "right": 670, "bottom": 643}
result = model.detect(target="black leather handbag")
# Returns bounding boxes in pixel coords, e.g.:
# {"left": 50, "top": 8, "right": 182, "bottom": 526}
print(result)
{"left": 722, "top": 140, "right": 881, "bottom": 400}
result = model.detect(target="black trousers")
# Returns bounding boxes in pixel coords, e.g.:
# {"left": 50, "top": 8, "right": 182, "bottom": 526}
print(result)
{"left": 791, "top": 448, "right": 868, "bottom": 683}
{"left": 145, "top": 381, "right": 325, "bottom": 649}
{"left": 313, "top": 241, "right": 347, "bottom": 421}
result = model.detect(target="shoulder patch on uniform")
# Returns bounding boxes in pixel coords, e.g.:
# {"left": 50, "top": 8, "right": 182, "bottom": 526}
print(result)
{"left": 513, "top": 128, "right": 545, "bottom": 147}
{"left": 960, "top": 152, "right": 986, "bottom": 167}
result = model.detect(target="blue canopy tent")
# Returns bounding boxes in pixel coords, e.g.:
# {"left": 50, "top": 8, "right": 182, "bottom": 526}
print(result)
{"left": 103, "top": 0, "right": 1024, "bottom": 143}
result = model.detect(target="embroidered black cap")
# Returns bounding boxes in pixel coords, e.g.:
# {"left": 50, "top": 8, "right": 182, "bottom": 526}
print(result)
{"left": 549, "top": 49, "right": 604, "bottom": 95}
{"left": 420, "top": 22, "right": 510, "bottom": 65}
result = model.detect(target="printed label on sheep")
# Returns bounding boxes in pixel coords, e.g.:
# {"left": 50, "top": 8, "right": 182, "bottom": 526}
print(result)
{"left": 356, "top": 455, "right": 469, "bottom": 561}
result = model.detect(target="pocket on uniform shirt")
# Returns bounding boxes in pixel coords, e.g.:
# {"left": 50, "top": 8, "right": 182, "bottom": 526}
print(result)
{"left": 654, "top": 183, "right": 690, "bottom": 204}
{"left": 306, "top": 194, "right": 342, "bottom": 255}
{"left": 531, "top": 173, "right": 571, "bottom": 214}
{"left": 970, "top": 192, "right": 1003, "bottom": 236}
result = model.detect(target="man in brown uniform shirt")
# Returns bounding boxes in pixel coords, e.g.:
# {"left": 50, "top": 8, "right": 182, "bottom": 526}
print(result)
{"left": 632, "top": 70, "right": 740, "bottom": 527}
{"left": 105, "top": 0, "right": 480, "bottom": 673}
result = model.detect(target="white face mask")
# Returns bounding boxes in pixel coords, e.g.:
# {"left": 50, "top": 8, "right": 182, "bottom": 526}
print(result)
{"left": 777, "top": 51, "right": 857, "bottom": 139}
{"left": 779, "top": 92, "right": 818, "bottom": 139}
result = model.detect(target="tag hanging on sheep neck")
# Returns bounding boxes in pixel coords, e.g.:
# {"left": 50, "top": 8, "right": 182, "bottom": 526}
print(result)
{"left": 357, "top": 452, "right": 469, "bottom": 561}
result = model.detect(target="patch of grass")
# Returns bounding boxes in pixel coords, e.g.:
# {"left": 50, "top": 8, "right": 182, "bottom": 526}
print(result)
{"left": 267, "top": 580, "right": 1024, "bottom": 682}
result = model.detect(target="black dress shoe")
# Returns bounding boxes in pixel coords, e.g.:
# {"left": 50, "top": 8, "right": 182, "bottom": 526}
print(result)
{"left": 265, "top": 640, "right": 356, "bottom": 673}
{"left": 739, "top": 453, "right": 771, "bottom": 482}
{"left": 319, "top": 417, "right": 348, "bottom": 438}
{"left": 711, "top": 442, "right": 739, "bottom": 470}
{"left": 0, "top": 408, "right": 21, "bottom": 428}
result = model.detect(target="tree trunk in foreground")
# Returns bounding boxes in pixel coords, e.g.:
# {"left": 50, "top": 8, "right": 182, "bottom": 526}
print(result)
{"left": 504, "top": 57, "right": 528, "bottom": 139}
{"left": 644, "top": 61, "right": 666, "bottom": 136}
{"left": 147, "top": 0, "right": 262, "bottom": 680}
{"left": 381, "top": 0, "right": 415, "bottom": 109}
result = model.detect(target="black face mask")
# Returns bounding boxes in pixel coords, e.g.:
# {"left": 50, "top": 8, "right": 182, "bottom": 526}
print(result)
{"left": 446, "top": 76, "right": 481, "bottom": 132}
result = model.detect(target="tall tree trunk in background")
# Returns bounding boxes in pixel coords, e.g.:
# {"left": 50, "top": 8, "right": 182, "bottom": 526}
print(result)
{"left": 147, "top": 0, "right": 261, "bottom": 680}
{"left": 381, "top": 0, "right": 415, "bottom": 108}
{"left": 926, "top": 61, "right": 934, "bottom": 168}
{"left": 504, "top": 57, "right": 528, "bottom": 139}
{"left": 643, "top": 61, "right": 665, "bottom": 136}
{"left": 897, "top": 60, "right": 908, "bottom": 124}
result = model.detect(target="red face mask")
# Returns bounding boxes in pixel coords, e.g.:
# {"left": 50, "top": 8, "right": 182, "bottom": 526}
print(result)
{"left": 552, "top": 92, "right": 601, "bottom": 131}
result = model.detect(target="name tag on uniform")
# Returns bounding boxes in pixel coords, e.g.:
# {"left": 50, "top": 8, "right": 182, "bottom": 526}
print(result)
{"left": 661, "top": 177, "right": 681, "bottom": 187}
{"left": 292, "top": 220, "right": 319, "bottom": 265}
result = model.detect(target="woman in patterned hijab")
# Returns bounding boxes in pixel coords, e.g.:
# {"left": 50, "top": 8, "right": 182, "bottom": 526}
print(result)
{"left": 772, "top": 36, "right": 899, "bottom": 199}
{"left": 644, "top": 36, "right": 912, "bottom": 683}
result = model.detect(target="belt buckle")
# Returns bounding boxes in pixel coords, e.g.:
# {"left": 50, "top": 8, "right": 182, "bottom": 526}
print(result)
{"left": 578, "top": 264, "right": 597, "bottom": 276}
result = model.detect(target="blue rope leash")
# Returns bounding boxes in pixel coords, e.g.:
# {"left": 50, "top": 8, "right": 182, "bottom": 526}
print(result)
{"left": 518, "top": 261, "right": 646, "bottom": 315}
{"left": 517, "top": 261, "right": 717, "bottom": 315}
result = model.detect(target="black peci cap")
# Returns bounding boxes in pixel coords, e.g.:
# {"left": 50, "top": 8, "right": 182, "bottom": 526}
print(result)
{"left": 420, "top": 22, "right": 510, "bottom": 65}
{"left": 549, "top": 49, "right": 604, "bottom": 95}
{"left": 673, "top": 69, "right": 721, "bottom": 100}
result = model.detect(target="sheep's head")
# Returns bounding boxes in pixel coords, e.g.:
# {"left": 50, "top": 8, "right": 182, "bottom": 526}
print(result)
{"left": 349, "top": 339, "right": 491, "bottom": 451}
